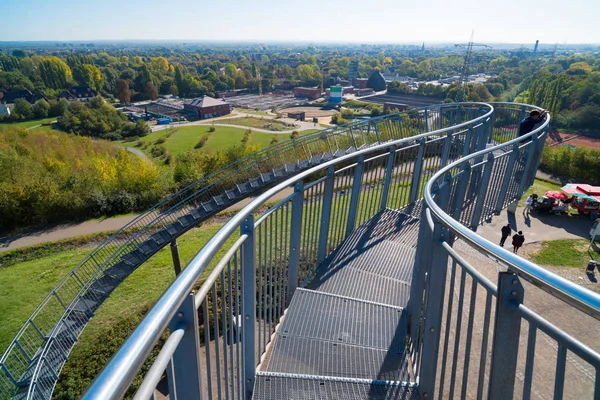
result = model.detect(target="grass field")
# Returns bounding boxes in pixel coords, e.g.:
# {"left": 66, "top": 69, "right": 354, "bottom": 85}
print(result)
{"left": 0, "top": 222, "right": 229, "bottom": 355}
{"left": 530, "top": 239, "right": 600, "bottom": 268}
{"left": 0, "top": 117, "right": 56, "bottom": 130}
{"left": 123, "top": 125, "right": 304, "bottom": 157}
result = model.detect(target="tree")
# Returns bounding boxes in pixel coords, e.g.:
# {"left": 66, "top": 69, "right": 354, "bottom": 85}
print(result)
{"left": 73, "top": 64, "right": 103, "bottom": 91}
{"left": 49, "top": 98, "right": 71, "bottom": 118}
{"left": 39, "top": 56, "right": 72, "bottom": 89}
{"left": 14, "top": 98, "right": 33, "bottom": 119}
{"left": 33, "top": 99, "right": 50, "bottom": 118}
{"left": 116, "top": 79, "right": 131, "bottom": 104}
{"left": 145, "top": 82, "right": 158, "bottom": 100}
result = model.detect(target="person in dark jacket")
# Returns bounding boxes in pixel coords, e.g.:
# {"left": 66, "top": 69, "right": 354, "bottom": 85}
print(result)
{"left": 518, "top": 110, "right": 547, "bottom": 139}
{"left": 500, "top": 224, "right": 512, "bottom": 247}
{"left": 512, "top": 231, "right": 525, "bottom": 253}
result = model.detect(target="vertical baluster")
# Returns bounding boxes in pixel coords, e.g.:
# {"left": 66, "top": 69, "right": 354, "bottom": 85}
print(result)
{"left": 241, "top": 216, "right": 256, "bottom": 399}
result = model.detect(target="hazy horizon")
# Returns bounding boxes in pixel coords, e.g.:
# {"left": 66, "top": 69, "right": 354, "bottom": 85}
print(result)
{"left": 4, "top": 0, "right": 599, "bottom": 45}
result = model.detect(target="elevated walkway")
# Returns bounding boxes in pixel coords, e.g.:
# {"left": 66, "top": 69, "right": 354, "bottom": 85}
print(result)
{"left": 255, "top": 210, "right": 420, "bottom": 399}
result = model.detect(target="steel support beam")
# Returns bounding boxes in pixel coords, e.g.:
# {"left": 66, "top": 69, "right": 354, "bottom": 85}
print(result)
{"left": 317, "top": 167, "right": 335, "bottom": 266}
{"left": 345, "top": 155, "right": 364, "bottom": 237}
{"left": 288, "top": 181, "right": 304, "bottom": 299}
{"left": 168, "top": 292, "right": 202, "bottom": 400}
{"left": 380, "top": 147, "right": 396, "bottom": 211}
{"left": 488, "top": 272, "right": 524, "bottom": 400}
{"left": 409, "top": 139, "right": 426, "bottom": 204}
{"left": 170, "top": 239, "right": 182, "bottom": 276}
{"left": 241, "top": 216, "right": 256, "bottom": 399}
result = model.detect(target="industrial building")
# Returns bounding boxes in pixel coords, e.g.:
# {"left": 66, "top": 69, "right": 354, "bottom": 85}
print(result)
{"left": 293, "top": 87, "right": 322, "bottom": 100}
{"left": 183, "top": 96, "right": 231, "bottom": 119}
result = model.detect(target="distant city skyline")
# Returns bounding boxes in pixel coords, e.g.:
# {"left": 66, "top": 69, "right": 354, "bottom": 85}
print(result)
{"left": 4, "top": 0, "right": 599, "bottom": 44}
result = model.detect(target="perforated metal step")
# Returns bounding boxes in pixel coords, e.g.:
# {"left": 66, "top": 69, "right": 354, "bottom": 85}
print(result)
{"left": 280, "top": 289, "right": 405, "bottom": 351}
{"left": 309, "top": 267, "right": 411, "bottom": 308}
{"left": 266, "top": 334, "right": 410, "bottom": 381}
{"left": 253, "top": 372, "right": 420, "bottom": 400}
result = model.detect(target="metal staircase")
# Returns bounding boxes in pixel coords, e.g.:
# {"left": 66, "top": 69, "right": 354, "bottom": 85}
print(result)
{"left": 1, "top": 103, "right": 487, "bottom": 400}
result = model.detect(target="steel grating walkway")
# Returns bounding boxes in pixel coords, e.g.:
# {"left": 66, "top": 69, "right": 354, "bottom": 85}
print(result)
{"left": 254, "top": 209, "right": 421, "bottom": 399}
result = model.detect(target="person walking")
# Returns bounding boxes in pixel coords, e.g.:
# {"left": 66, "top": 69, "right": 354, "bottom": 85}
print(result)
{"left": 512, "top": 231, "right": 525, "bottom": 253}
{"left": 500, "top": 224, "right": 512, "bottom": 247}
{"left": 524, "top": 195, "right": 534, "bottom": 216}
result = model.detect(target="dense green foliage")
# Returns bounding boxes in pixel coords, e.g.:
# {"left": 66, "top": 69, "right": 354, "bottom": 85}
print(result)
{"left": 540, "top": 145, "right": 600, "bottom": 185}
{"left": 57, "top": 95, "right": 149, "bottom": 140}
{"left": 0, "top": 126, "right": 169, "bottom": 231}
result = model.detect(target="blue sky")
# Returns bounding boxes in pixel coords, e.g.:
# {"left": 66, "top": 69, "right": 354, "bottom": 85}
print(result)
{"left": 3, "top": 0, "right": 598, "bottom": 44}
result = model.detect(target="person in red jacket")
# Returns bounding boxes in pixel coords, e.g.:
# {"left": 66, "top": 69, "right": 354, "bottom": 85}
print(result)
{"left": 512, "top": 231, "right": 525, "bottom": 253}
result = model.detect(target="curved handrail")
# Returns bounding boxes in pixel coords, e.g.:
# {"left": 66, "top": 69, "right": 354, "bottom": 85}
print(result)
{"left": 82, "top": 104, "right": 495, "bottom": 399}
{"left": 424, "top": 106, "right": 600, "bottom": 320}
{"left": 0, "top": 102, "right": 492, "bottom": 399}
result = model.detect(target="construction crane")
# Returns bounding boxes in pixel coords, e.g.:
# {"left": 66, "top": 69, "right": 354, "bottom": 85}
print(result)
{"left": 454, "top": 31, "right": 492, "bottom": 102}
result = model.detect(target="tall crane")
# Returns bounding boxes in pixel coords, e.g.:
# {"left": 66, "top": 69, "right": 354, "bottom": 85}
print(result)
{"left": 454, "top": 31, "right": 491, "bottom": 102}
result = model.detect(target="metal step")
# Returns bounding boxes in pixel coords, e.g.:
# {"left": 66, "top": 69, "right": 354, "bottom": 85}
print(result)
{"left": 212, "top": 194, "right": 226, "bottom": 207}
{"left": 104, "top": 261, "right": 135, "bottom": 280}
{"left": 89, "top": 275, "right": 120, "bottom": 296}
{"left": 298, "top": 159, "right": 309, "bottom": 169}
{"left": 165, "top": 221, "right": 184, "bottom": 236}
{"left": 279, "top": 289, "right": 405, "bottom": 351}
{"left": 225, "top": 188, "right": 239, "bottom": 200}
{"left": 272, "top": 167, "right": 286, "bottom": 178}
{"left": 151, "top": 230, "right": 172, "bottom": 246}
{"left": 249, "top": 177, "right": 262, "bottom": 189}
{"left": 236, "top": 182, "right": 250, "bottom": 194}
{"left": 265, "top": 334, "right": 410, "bottom": 381}
{"left": 201, "top": 200, "right": 216, "bottom": 213}
{"left": 177, "top": 214, "right": 197, "bottom": 228}
{"left": 284, "top": 163, "right": 299, "bottom": 174}
{"left": 253, "top": 372, "right": 420, "bottom": 400}
{"left": 70, "top": 292, "right": 102, "bottom": 314}
{"left": 138, "top": 238, "right": 160, "bottom": 256}
{"left": 190, "top": 207, "right": 206, "bottom": 220}
{"left": 121, "top": 250, "right": 145, "bottom": 267}
{"left": 261, "top": 171, "right": 275, "bottom": 184}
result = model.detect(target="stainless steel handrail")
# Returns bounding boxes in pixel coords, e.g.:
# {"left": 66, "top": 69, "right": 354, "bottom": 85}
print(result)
{"left": 83, "top": 103, "right": 495, "bottom": 399}
{"left": 424, "top": 108, "right": 600, "bottom": 320}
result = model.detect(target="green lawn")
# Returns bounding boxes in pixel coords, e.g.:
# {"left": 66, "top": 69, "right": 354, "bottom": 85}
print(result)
{"left": 122, "top": 125, "right": 295, "bottom": 157}
{"left": 530, "top": 239, "right": 600, "bottom": 268}
{"left": 0, "top": 222, "right": 228, "bottom": 355}
{"left": 0, "top": 117, "right": 56, "bottom": 130}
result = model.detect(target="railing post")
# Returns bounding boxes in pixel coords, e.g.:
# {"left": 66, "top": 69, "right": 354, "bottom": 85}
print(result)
{"left": 494, "top": 143, "right": 519, "bottom": 214}
{"left": 451, "top": 163, "right": 472, "bottom": 221}
{"left": 488, "top": 272, "right": 524, "bottom": 400}
{"left": 170, "top": 239, "right": 182, "bottom": 276}
{"left": 418, "top": 175, "right": 452, "bottom": 399}
{"left": 345, "top": 155, "right": 364, "bottom": 236}
{"left": 440, "top": 130, "right": 453, "bottom": 167}
{"left": 409, "top": 139, "right": 426, "bottom": 203}
{"left": 423, "top": 109, "right": 429, "bottom": 132}
{"left": 317, "top": 167, "right": 335, "bottom": 266}
{"left": 288, "top": 181, "right": 304, "bottom": 299}
{"left": 470, "top": 153, "right": 495, "bottom": 230}
{"left": 241, "top": 215, "right": 256, "bottom": 399}
{"left": 517, "top": 134, "right": 538, "bottom": 198}
{"left": 167, "top": 292, "right": 202, "bottom": 400}
{"left": 380, "top": 147, "right": 396, "bottom": 211}
{"left": 462, "top": 127, "right": 474, "bottom": 156}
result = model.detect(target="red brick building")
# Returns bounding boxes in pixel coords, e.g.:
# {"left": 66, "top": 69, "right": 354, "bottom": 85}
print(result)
{"left": 293, "top": 87, "right": 322, "bottom": 100}
{"left": 184, "top": 96, "right": 231, "bottom": 119}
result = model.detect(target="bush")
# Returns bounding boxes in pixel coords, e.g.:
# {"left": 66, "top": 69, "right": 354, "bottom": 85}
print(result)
{"left": 270, "top": 136, "right": 279, "bottom": 145}
{"left": 290, "top": 130, "right": 299, "bottom": 140}
{"left": 209, "top": 125, "right": 216, "bottom": 132}
{"left": 539, "top": 144, "right": 600, "bottom": 185}
{"left": 194, "top": 135, "right": 209, "bottom": 149}
{"left": 0, "top": 125, "right": 167, "bottom": 231}
{"left": 155, "top": 137, "right": 166, "bottom": 144}
{"left": 150, "top": 145, "right": 167, "bottom": 158}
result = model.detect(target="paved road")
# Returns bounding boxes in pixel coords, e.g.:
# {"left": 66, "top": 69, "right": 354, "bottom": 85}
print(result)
{"left": 125, "top": 147, "right": 150, "bottom": 159}
{"left": 477, "top": 203, "right": 593, "bottom": 245}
